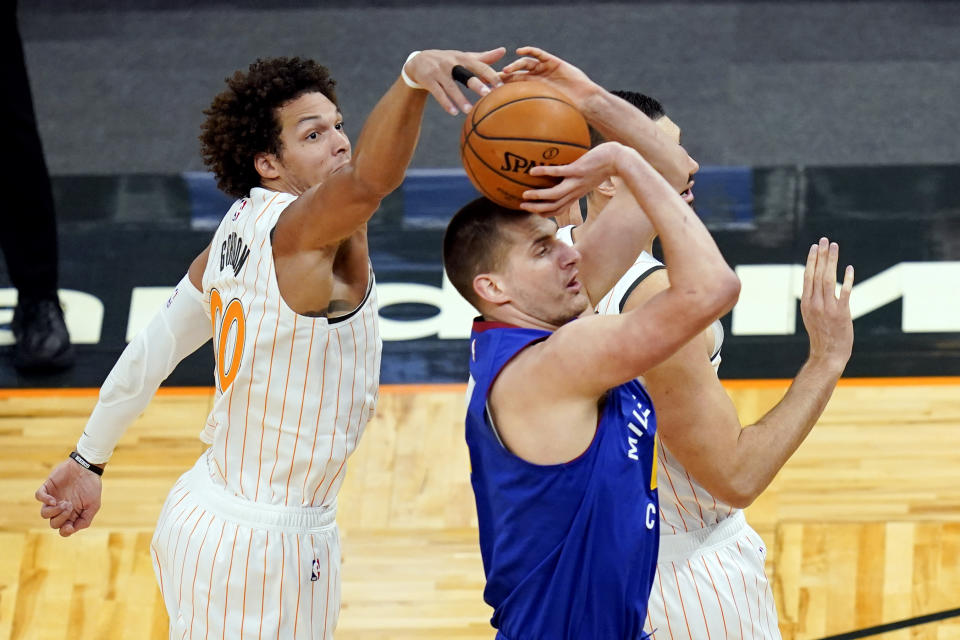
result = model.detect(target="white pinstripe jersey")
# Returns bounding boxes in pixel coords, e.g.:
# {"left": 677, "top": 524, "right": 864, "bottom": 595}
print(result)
{"left": 586, "top": 240, "right": 735, "bottom": 534}
{"left": 199, "top": 187, "right": 382, "bottom": 507}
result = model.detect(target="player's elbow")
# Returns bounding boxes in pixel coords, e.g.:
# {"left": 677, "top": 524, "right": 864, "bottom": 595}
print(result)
{"left": 686, "top": 268, "right": 740, "bottom": 324}
{"left": 713, "top": 482, "right": 760, "bottom": 510}
{"left": 708, "top": 268, "right": 741, "bottom": 316}
{"left": 710, "top": 464, "right": 766, "bottom": 509}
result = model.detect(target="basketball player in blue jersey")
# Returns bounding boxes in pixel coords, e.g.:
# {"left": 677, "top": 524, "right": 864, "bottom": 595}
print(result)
{"left": 443, "top": 97, "right": 741, "bottom": 637}
{"left": 506, "top": 46, "right": 854, "bottom": 636}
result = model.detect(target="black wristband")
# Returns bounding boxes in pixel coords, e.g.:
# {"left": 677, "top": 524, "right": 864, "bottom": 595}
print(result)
{"left": 69, "top": 451, "right": 104, "bottom": 476}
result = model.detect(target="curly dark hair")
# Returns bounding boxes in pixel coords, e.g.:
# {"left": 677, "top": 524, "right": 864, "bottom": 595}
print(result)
{"left": 200, "top": 57, "right": 339, "bottom": 198}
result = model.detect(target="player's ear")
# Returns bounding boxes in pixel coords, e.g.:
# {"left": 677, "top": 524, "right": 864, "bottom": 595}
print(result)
{"left": 254, "top": 152, "right": 282, "bottom": 180}
{"left": 473, "top": 273, "right": 509, "bottom": 306}
{"left": 594, "top": 176, "right": 616, "bottom": 198}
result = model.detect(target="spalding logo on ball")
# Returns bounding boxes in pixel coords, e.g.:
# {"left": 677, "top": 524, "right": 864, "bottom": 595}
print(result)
{"left": 460, "top": 80, "right": 590, "bottom": 210}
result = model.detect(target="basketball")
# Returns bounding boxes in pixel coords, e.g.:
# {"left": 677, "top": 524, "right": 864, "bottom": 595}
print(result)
{"left": 460, "top": 80, "right": 590, "bottom": 209}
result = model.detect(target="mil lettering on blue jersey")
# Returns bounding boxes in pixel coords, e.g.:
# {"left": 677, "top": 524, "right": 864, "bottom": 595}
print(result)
{"left": 626, "top": 396, "right": 652, "bottom": 461}
{"left": 220, "top": 232, "right": 250, "bottom": 276}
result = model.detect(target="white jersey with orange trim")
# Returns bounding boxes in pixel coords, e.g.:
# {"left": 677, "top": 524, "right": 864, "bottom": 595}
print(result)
{"left": 151, "top": 186, "right": 380, "bottom": 639}
{"left": 596, "top": 251, "right": 732, "bottom": 532}
{"left": 590, "top": 242, "right": 780, "bottom": 638}
{"left": 199, "top": 186, "right": 381, "bottom": 507}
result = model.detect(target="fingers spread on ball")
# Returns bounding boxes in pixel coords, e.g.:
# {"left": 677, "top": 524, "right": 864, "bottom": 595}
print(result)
{"left": 459, "top": 81, "right": 590, "bottom": 209}
{"left": 515, "top": 46, "right": 551, "bottom": 61}
{"left": 503, "top": 56, "right": 539, "bottom": 75}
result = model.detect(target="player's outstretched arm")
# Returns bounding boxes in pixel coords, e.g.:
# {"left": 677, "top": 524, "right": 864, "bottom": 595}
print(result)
{"left": 503, "top": 46, "right": 691, "bottom": 191}
{"left": 518, "top": 142, "right": 740, "bottom": 398}
{"left": 634, "top": 239, "right": 854, "bottom": 507}
{"left": 276, "top": 48, "right": 505, "bottom": 249}
{"left": 35, "top": 248, "right": 214, "bottom": 536}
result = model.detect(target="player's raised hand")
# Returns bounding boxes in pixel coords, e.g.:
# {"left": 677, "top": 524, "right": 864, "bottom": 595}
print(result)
{"left": 502, "top": 46, "right": 599, "bottom": 106}
{"left": 402, "top": 48, "right": 505, "bottom": 116}
{"left": 800, "top": 237, "right": 854, "bottom": 374}
{"left": 520, "top": 142, "right": 629, "bottom": 216}
{"left": 35, "top": 457, "right": 103, "bottom": 537}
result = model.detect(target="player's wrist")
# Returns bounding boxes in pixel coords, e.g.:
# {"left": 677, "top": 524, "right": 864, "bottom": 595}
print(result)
{"left": 401, "top": 51, "right": 427, "bottom": 90}
{"left": 610, "top": 143, "right": 643, "bottom": 176}
{"left": 802, "top": 352, "right": 847, "bottom": 379}
{"left": 69, "top": 451, "right": 105, "bottom": 476}
{"left": 578, "top": 82, "right": 623, "bottom": 124}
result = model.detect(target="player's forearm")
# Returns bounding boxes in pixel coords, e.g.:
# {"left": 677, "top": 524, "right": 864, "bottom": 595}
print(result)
{"left": 77, "top": 276, "right": 211, "bottom": 463}
{"left": 730, "top": 358, "right": 844, "bottom": 502}
{"left": 574, "top": 192, "right": 655, "bottom": 306}
{"left": 348, "top": 78, "right": 428, "bottom": 198}
{"left": 615, "top": 147, "right": 738, "bottom": 318}
{"left": 581, "top": 89, "right": 689, "bottom": 192}
{"left": 290, "top": 79, "right": 428, "bottom": 245}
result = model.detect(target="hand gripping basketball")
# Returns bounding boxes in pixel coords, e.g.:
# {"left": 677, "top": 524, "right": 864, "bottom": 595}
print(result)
{"left": 460, "top": 80, "right": 591, "bottom": 209}
{"left": 519, "top": 142, "right": 627, "bottom": 216}
{"left": 501, "top": 46, "right": 599, "bottom": 107}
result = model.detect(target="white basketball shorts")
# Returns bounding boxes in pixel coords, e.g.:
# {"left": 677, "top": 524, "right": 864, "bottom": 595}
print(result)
{"left": 151, "top": 454, "right": 340, "bottom": 639}
{"left": 645, "top": 511, "right": 781, "bottom": 639}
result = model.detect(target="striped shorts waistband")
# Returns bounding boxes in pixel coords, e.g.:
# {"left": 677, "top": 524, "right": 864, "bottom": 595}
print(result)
{"left": 657, "top": 510, "right": 751, "bottom": 563}
{"left": 178, "top": 454, "right": 337, "bottom": 533}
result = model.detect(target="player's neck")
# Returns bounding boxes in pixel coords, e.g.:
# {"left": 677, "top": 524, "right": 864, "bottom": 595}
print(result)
{"left": 260, "top": 176, "right": 302, "bottom": 197}
{"left": 485, "top": 305, "right": 564, "bottom": 332}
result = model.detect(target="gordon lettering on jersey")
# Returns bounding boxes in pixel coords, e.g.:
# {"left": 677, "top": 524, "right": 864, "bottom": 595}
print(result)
{"left": 626, "top": 398, "right": 653, "bottom": 462}
{"left": 220, "top": 232, "right": 250, "bottom": 276}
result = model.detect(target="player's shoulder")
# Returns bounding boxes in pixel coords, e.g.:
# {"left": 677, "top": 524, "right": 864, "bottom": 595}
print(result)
{"left": 492, "top": 321, "right": 575, "bottom": 382}
{"left": 598, "top": 254, "right": 668, "bottom": 315}
{"left": 517, "top": 313, "right": 619, "bottom": 379}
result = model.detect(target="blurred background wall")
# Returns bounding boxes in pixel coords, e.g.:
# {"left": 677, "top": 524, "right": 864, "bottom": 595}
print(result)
{"left": 20, "top": 0, "right": 960, "bottom": 173}
{"left": 5, "top": 0, "right": 960, "bottom": 386}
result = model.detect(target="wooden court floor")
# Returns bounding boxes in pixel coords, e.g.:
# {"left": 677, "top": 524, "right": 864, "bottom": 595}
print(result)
{"left": 1, "top": 380, "right": 959, "bottom": 639}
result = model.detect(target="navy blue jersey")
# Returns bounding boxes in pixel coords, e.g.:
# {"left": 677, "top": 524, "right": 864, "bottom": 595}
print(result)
{"left": 466, "top": 320, "right": 660, "bottom": 640}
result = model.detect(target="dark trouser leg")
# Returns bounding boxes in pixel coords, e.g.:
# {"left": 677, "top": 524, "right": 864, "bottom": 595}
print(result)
{"left": 2, "top": 3, "right": 73, "bottom": 372}
{"left": 1, "top": 3, "right": 59, "bottom": 300}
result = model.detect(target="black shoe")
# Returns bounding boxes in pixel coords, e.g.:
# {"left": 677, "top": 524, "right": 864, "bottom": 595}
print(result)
{"left": 11, "top": 296, "right": 75, "bottom": 373}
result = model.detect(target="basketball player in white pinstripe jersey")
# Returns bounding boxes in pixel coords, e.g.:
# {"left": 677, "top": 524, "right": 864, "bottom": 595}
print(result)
{"left": 35, "top": 49, "right": 505, "bottom": 639}
{"left": 509, "top": 49, "right": 855, "bottom": 639}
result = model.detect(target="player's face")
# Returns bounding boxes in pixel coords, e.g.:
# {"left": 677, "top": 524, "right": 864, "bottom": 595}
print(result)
{"left": 272, "top": 92, "right": 351, "bottom": 194}
{"left": 654, "top": 115, "right": 699, "bottom": 205}
{"left": 499, "top": 215, "right": 590, "bottom": 326}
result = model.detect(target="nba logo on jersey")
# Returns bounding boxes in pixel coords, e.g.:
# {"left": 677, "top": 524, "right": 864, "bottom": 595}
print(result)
{"left": 232, "top": 199, "right": 247, "bottom": 220}
{"left": 310, "top": 558, "right": 321, "bottom": 582}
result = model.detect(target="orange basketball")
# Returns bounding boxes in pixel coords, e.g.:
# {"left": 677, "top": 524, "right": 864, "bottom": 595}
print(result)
{"left": 460, "top": 80, "right": 590, "bottom": 210}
